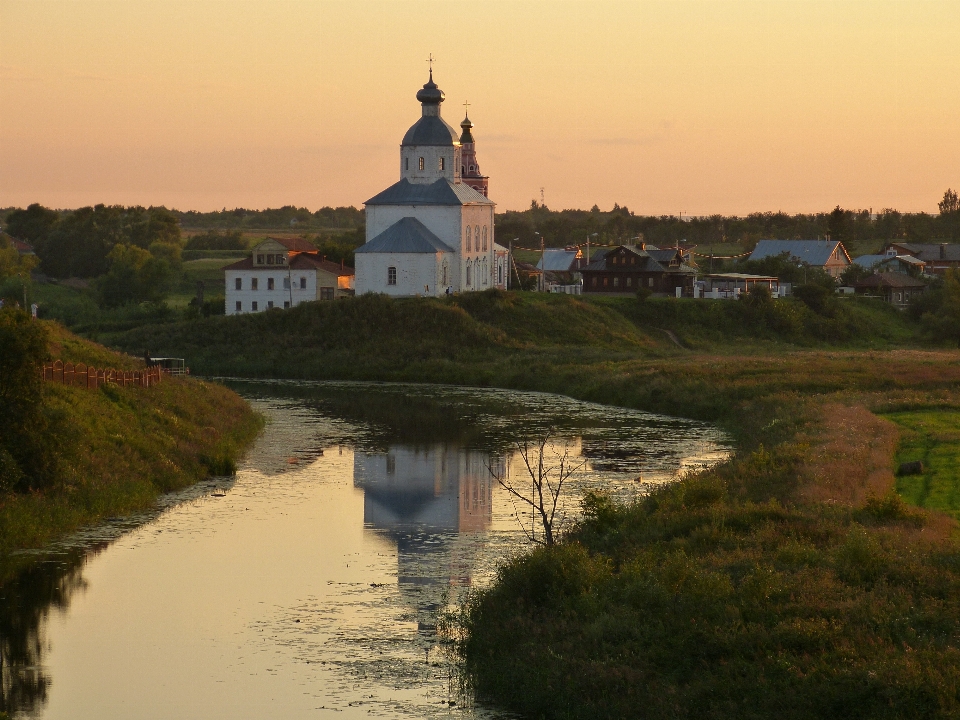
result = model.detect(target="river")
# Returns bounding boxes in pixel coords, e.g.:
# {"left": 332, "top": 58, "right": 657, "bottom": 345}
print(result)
{"left": 0, "top": 381, "right": 731, "bottom": 719}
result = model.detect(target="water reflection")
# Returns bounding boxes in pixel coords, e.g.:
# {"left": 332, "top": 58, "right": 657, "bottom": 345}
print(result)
{"left": 0, "top": 381, "right": 732, "bottom": 719}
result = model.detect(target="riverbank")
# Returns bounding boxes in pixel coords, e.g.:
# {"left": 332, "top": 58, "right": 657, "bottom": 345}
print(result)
{"left": 101, "top": 292, "right": 960, "bottom": 718}
{"left": 0, "top": 321, "right": 262, "bottom": 581}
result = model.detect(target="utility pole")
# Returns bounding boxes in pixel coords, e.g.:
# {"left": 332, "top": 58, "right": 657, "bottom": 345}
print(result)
{"left": 539, "top": 234, "right": 545, "bottom": 292}
{"left": 507, "top": 239, "right": 512, "bottom": 290}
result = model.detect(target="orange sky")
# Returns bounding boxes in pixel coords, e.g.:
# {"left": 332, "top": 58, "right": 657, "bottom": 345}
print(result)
{"left": 1, "top": 0, "right": 958, "bottom": 214}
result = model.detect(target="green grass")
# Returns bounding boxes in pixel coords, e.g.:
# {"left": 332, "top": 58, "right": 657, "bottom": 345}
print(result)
{"left": 887, "top": 410, "right": 960, "bottom": 519}
{"left": 0, "top": 327, "right": 262, "bottom": 578}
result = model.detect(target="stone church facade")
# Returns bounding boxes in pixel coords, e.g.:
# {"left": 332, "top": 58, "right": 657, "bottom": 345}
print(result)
{"left": 355, "top": 70, "right": 497, "bottom": 297}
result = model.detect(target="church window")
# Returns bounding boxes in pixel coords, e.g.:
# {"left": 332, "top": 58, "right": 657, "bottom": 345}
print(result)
{"left": 470, "top": 165, "right": 475, "bottom": 172}
{"left": 442, "top": 263, "right": 448, "bottom": 285}
{"left": 235, "top": 277, "right": 242, "bottom": 290}
{"left": 482, "top": 258, "right": 488, "bottom": 285}
{"left": 466, "top": 262, "right": 472, "bottom": 286}
{"left": 252, "top": 301, "right": 258, "bottom": 311}
{"left": 465, "top": 226, "right": 472, "bottom": 251}
{"left": 482, "top": 226, "right": 488, "bottom": 251}
{"left": 405, "top": 157, "right": 409, "bottom": 171}
{"left": 388, "top": 267, "right": 397, "bottom": 285}
{"left": 251, "top": 278, "right": 258, "bottom": 291}
{"left": 439, "top": 157, "right": 445, "bottom": 171}
{"left": 475, "top": 226, "right": 480, "bottom": 250}
{"left": 418, "top": 157, "right": 425, "bottom": 171}
{"left": 268, "top": 278, "right": 275, "bottom": 290}
{"left": 462, "top": 166, "right": 465, "bottom": 175}
{"left": 235, "top": 301, "right": 241, "bottom": 312}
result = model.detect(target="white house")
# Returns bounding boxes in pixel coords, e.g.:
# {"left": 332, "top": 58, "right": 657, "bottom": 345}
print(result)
{"left": 224, "top": 237, "right": 355, "bottom": 315}
{"left": 355, "top": 69, "right": 497, "bottom": 297}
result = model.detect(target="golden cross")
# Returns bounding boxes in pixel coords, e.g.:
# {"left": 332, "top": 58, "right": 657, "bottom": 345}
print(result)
{"left": 463, "top": 100, "right": 470, "bottom": 114}
{"left": 426, "top": 53, "right": 435, "bottom": 73}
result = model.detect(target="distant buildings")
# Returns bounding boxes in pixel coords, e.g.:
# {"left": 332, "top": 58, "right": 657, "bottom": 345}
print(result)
{"left": 885, "top": 242, "right": 960, "bottom": 276}
{"left": 748, "top": 239, "right": 851, "bottom": 278}
{"left": 581, "top": 244, "right": 697, "bottom": 295}
{"left": 223, "top": 237, "right": 354, "bottom": 315}
{"left": 354, "top": 69, "right": 502, "bottom": 297}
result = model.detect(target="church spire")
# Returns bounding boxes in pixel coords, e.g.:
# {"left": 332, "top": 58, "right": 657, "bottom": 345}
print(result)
{"left": 459, "top": 104, "right": 488, "bottom": 197}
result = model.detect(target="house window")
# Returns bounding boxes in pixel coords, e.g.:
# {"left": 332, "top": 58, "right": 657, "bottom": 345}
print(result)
{"left": 235, "top": 301, "right": 242, "bottom": 312}
{"left": 592, "top": 277, "right": 597, "bottom": 286}
{"left": 482, "top": 226, "right": 487, "bottom": 251}
{"left": 648, "top": 278, "right": 654, "bottom": 287}
{"left": 320, "top": 287, "right": 334, "bottom": 300}
{"left": 300, "top": 277, "right": 307, "bottom": 289}
{"left": 388, "top": 267, "right": 397, "bottom": 285}
{"left": 252, "top": 301, "right": 258, "bottom": 311}
{"left": 266, "top": 254, "right": 274, "bottom": 265}
{"left": 268, "top": 278, "right": 275, "bottom": 290}
{"left": 613, "top": 277, "right": 620, "bottom": 288}
{"left": 439, "top": 157, "right": 445, "bottom": 171}
{"left": 283, "top": 277, "right": 290, "bottom": 289}
{"left": 284, "top": 301, "right": 290, "bottom": 309}
{"left": 267, "top": 301, "right": 274, "bottom": 309}
{"left": 603, "top": 277, "right": 608, "bottom": 286}
{"left": 626, "top": 277, "right": 632, "bottom": 287}
{"left": 251, "top": 278, "right": 258, "bottom": 291}
{"left": 418, "top": 157, "right": 425, "bottom": 171}
{"left": 465, "top": 226, "right": 472, "bottom": 251}
{"left": 235, "top": 277, "right": 242, "bottom": 290}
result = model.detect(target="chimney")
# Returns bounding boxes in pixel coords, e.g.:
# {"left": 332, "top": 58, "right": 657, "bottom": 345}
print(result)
{"left": 941, "top": 243, "right": 947, "bottom": 260}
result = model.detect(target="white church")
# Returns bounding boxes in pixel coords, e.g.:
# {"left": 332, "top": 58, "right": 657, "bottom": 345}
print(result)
{"left": 355, "top": 68, "right": 507, "bottom": 296}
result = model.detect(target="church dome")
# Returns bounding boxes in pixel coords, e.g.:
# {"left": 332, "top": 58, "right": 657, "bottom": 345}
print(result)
{"left": 459, "top": 113, "right": 475, "bottom": 144}
{"left": 402, "top": 70, "right": 459, "bottom": 147}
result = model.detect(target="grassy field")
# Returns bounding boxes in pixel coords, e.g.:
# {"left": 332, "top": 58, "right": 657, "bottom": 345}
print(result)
{"left": 94, "top": 290, "right": 960, "bottom": 718}
{"left": 888, "top": 410, "right": 960, "bottom": 519}
{"left": 168, "top": 256, "right": 236, "bottom": 309}
{"left": 0, "top": 323, "right": 262, "bottom": 580}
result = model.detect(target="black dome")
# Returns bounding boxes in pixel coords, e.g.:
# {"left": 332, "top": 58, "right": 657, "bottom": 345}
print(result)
{"left": 416, "top": 72, "right": 444, "bottom": 105}
{"left": 402, "top": 116, "right": 460, "bottom": 146}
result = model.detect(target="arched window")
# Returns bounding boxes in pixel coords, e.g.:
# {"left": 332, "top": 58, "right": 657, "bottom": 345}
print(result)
{"left": 462, "top": 166, "right": 466, "bottom": 175}
{"left": 470, "top": 165, "right": 475, "bottom": 172}
{"left": 482, "top": 258, "right": 488, "bottom": 285}
{"left": 482, "top": 226, "right": 488, "bottom": 251}
{"left": 442, "top": 262, "right": 448, "bottom": 286}
{"left": 474, "top": 226, "right": 480, "bottom": 250}
{"left": 418, "top": 157, "right": 425, "bottom": 171}
{"left": 465, "top": 225, "right": 472, "bottom": 252}
{"left": 466, "top": 261, "right": 472, "bottom": 287}
{"left": 439, "top": 157, "right": 445, "bottom": 171}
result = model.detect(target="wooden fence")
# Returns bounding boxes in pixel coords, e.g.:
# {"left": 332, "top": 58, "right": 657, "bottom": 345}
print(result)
{"left": 41, "top": 360, "right": 164, "bottom": 389}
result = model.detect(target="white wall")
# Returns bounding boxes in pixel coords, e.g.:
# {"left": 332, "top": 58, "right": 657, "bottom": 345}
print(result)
{"left": 354, "top": 251, "right": 449, "bottom": 297}
{"left": 400, "top": 145, "right": 461, "bottom": 184}
{"left": 225, "top": 269, "right": 318, "bottom": 315}
{"left": 459, "top": 204, "right": 496, "bottom": 290}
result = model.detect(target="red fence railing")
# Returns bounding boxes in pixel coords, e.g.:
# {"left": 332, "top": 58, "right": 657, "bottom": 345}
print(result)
{"left": 41, "top": 360, "right": 164, "bottom": 389}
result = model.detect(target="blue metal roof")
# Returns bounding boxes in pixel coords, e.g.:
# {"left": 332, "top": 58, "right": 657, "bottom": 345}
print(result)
{"left": 536, "top": 249, "right": 580, "bottom": 272}
{"left": 853, "top": 254, "right": 887, "bottom": 269}
{"left": 365, "top": 178, "right": 494, "bottom": 206}
{"left": 355, "top": 217, "right": 456, "bottom": 254}
{"left": 748, "top": 239, "right": 850, "bottom": 266}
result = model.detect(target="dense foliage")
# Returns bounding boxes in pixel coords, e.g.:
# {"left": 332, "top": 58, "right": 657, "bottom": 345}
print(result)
{"left": 172, "top": 205, "right": 364, "bottom": 230}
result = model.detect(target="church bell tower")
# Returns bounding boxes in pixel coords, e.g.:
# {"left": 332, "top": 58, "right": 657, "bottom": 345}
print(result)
{"left": 459, "top": 107, "right": 489, "bottom": 197}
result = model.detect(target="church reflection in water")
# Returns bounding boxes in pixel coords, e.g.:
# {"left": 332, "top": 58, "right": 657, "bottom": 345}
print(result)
{"left": 353, "top": 444, "right": 507, "bottom": 628}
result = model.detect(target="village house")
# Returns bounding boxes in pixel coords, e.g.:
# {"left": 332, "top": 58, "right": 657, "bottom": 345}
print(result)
{"left": 885, "top": 242, "right": 960, "bottom": 276}
{"left": 853, "top": 252, "right": 925, "bottom": 276}
{"left": 581, "top": 244, "right": 697, "bottom": 295}
{"left": 748, "top": 239, "right": 851, "bottom": 279}
{"left": 224, "top": 237, "right": 354, "bottom": 315}
{"left": 851, "top": 272, "right": 927, "bottom": 307}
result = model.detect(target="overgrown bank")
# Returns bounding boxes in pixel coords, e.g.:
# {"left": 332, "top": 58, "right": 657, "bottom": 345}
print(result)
{"left": 0, "top": 311, "right": 262, "bottom": 577}
{"left": 102, "top": 291, "right": 960, "bottom": 718}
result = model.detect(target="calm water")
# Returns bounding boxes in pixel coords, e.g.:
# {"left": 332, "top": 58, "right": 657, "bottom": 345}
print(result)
{"left": 0, "top": 381, "right": 731, "bottom": 719}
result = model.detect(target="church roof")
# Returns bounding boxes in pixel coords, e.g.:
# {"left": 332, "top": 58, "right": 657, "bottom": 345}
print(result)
{"left": 355, "top": 217, "right": 456, "bottom": 254}
{"left": 402, "top": 115, "right": 460, "bottom": 146}
{"left": 365, "top": 178, "right": 494, "bottom": 206}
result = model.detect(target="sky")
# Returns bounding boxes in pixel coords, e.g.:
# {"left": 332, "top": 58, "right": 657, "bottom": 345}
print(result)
{"left": 1, "top": 0, "right": 958, "bottom": 215}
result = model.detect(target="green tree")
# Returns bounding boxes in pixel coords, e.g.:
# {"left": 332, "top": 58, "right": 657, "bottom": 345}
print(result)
{"left": 939, "top": 188, "right": 960, "bottom": 215}
{"left": 96, "top": 243, "right": 173, "bottom": 308}
{"left": 184, "top": 229, "right": 245, "bottom": 251}
{"left": 4, "top": 203, "right": 60, "bottom": 243}
{"left": 0, "top": 307, "right": 53, "bottom": 493}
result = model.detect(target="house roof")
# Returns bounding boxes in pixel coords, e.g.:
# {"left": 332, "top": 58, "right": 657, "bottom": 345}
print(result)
{"left": 222, "top": 254, "right": 354, "bottom": 276}
{"left": 855, "top": 253, "right": 926, "bottom": 269}
{"left": 581, "top": 244, "right": 696, "bottom": 275}
{"left": 355, "top": 217, "right": 456, "bottom": 254}
{"left": 748, "top": 239, "right": 851, "bottom": 266}
{"left": 853, "top": 254, "right": 887, "bottom": 269}
{"left": 365, "top": 178, "right": 494, "bottom": 206}
{"left": 853, "top": 272, "right": 927, "bottom": 289}
{"left": 889, "top": 242, "right": 960, "bottom": 262}
{"left": 264, "top": 236, "right": 317, "bottom": 252}
{"left": 536, "top": 249, "right": 580, "bottom": 272}
{"left": 0, "top": 231, "right": 35, "bottom": 254}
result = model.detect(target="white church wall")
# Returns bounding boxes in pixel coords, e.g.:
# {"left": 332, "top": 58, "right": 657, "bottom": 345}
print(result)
{"left": 355, "top": 251, "right": 449, "bottom": 297}
{"left": 460, "top": 204, "right": 496, "bottom": 290}
{"left": 366, "top": 205, "right": 462, "bottom": 246}
{"left": 400, "top": 146, "right": 462, "bottom": 184}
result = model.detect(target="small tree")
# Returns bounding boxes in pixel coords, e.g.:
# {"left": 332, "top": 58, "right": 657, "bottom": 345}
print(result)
{"left": 939, "top": 188, "right": 960, "bottom": 215}
{"left": 490, "top": 435, "right": 585, "bottom": 546}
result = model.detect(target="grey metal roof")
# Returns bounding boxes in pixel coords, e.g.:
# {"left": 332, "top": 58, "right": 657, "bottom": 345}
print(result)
{"left": 355, "top": 217, "right": 455, "bottom": 254}
{"left": 365, "top": 178, "right": 494, "bottom": 206}
{"left": 402, "top": 115, "right": 460, "bottom": 146}
{"left": 536, "top": 249, "right": 580, "bottom": 272}
{"left": 748, "top": 239, "right": 850, "bottom": 266}
{"left": 854, "top": 254, "right": 887, "bottom": 269}
{"left": 890, "top": 242, "right": 960, "bottom": 262}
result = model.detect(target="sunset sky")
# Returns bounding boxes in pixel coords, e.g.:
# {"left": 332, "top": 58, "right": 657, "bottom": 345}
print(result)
{"left": 1, "top": 0, "right": 958, "bottom": 215}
